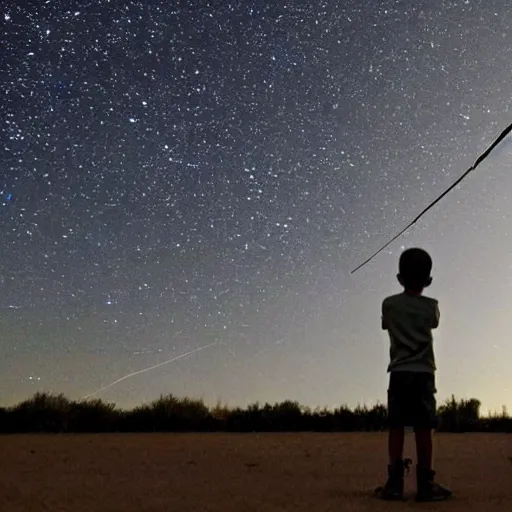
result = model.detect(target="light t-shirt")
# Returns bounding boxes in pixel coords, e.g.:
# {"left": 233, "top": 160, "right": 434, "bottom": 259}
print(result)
{"left": 381, "top": 292, "right": 439, "bottom": 373}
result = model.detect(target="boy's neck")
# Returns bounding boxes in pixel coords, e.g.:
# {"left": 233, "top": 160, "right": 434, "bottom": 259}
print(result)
{"left": 403, "top": 288, "right": 423, "bottom": 296}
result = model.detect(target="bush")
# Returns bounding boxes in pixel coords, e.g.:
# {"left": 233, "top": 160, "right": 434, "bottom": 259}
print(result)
{"left": 0, "top": 392, "right": 509, "bottom": 434}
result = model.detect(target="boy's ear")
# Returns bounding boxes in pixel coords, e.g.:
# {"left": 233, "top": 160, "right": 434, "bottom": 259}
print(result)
{"left": 397, "top": 274, "right": 403, "bottom": 286}
{"left": 425, "top": 276, "right": 433, "bottom": 287}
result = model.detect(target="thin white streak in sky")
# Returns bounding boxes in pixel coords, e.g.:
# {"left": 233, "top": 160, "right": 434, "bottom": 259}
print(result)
{"left": 82, "top": 342, "right": 218, "bottom": 400}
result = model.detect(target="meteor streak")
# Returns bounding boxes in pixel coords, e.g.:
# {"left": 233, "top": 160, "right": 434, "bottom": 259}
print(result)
{"left": 82, "top": 342, "right": 218, "bottom": 400}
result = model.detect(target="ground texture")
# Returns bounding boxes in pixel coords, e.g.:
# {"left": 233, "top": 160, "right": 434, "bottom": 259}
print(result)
{"left": 1, "top": 433, "right": 511, "bottom": 511}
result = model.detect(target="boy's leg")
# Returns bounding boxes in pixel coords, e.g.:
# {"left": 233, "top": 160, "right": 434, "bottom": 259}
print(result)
{"left": 377, "top": 426, "right": 406, "bottom": 500}
{"left": 389, "top": 427, "right": 405, "bottom": 464}
{"left": 414, "top": 373, "right": 452, "bottom": 502}
{"left": 414, "top": 428, "right": 432, "bottom": 469}
{"left": 375, "top": 372, "right": 407, "bottom": 500}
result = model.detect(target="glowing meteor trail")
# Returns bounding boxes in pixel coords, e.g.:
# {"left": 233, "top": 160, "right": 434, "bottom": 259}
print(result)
{"left": 82, "top": 342, "right": 218, "bottom": 400}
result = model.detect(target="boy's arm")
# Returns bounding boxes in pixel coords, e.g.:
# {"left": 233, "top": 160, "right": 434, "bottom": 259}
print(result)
{"left": 381, "top": 300, "right": 389, "bottom": 330}
{"left": 432, "top": 301, "right": 440, "bottom": 329}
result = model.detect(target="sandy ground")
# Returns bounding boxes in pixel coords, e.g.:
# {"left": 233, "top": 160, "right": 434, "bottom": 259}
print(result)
{"left": 1, "top": 432, "right": 511, "bottom": 511}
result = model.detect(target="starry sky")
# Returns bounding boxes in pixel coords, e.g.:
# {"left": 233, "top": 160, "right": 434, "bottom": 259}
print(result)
{"left": 2, "top": 0, "right": 512, "bottom": 414}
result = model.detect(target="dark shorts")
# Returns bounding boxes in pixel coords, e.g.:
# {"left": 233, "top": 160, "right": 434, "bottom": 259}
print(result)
{"left": 387, "top": 371, "right": 438, "bottom": 429}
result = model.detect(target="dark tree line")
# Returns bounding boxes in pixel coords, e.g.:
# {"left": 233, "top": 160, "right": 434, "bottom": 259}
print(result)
{"left": 0, "top": 392, "right": 510, "bottom": 434}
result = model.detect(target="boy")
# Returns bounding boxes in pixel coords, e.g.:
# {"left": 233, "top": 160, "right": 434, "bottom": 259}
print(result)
{"left": 377, "top": 247, "right": 452, "bottom": 502}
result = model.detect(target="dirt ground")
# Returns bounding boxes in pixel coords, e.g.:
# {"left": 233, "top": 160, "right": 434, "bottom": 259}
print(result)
{"left": 1, "top": 432, "right": 511, "bottom": 512}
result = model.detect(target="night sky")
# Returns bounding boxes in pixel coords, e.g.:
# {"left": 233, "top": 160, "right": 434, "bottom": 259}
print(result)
{"left": 2, "top": 1, "right": 512, "bottom": 414}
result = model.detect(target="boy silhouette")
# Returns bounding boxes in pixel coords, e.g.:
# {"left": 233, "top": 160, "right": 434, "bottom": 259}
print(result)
{"left": 377, "top": 248, "right": 452, "bottom": 502}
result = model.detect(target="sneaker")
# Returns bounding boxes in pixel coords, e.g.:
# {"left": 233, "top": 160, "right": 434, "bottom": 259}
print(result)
{"left": 416, "top": 466, "right": 452, "bottom": 502}
{"left": 374, "top": 458, "right": 411, "bottom": 501}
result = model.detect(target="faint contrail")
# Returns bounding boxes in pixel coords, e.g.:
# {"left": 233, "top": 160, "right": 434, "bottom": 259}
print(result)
{"left": 82, "top": 342, "right": 218, "bottom": 400}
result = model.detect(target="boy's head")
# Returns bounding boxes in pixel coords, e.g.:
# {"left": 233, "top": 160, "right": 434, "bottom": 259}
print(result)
{"left": 397, "top": 248, "right": 433, "bottom": 293}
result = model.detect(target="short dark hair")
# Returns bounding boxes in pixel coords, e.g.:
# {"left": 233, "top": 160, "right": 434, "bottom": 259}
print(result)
{"left": 398, "top": 248, "right": 432, "bottom": 290}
